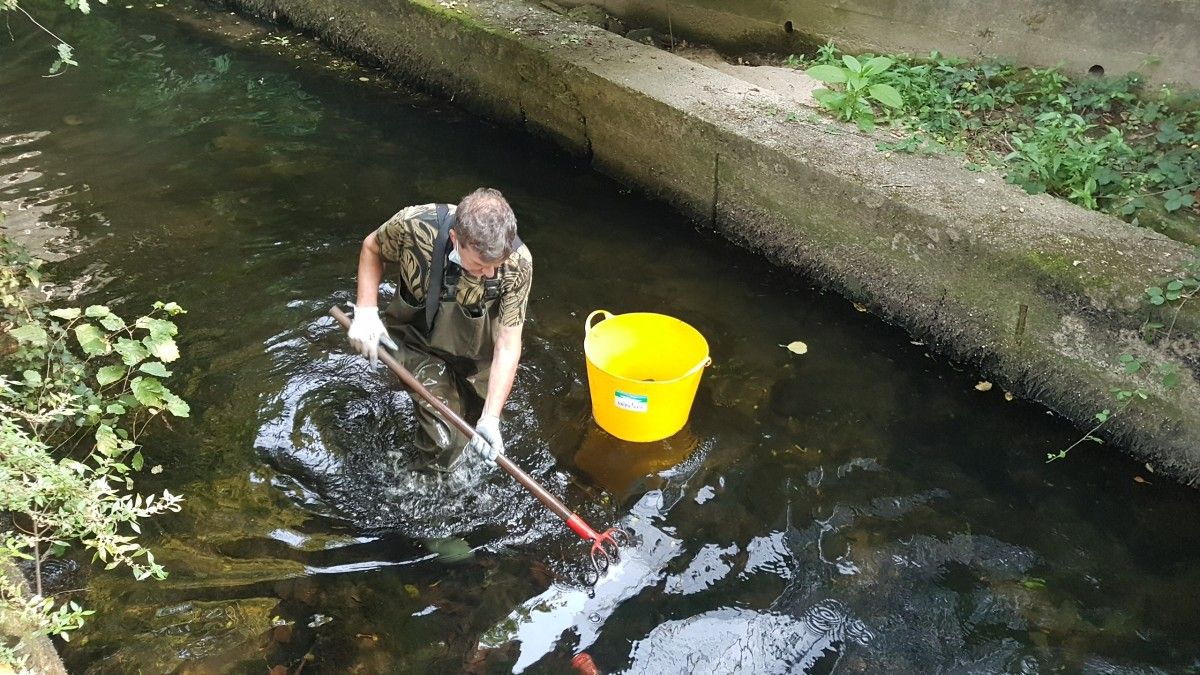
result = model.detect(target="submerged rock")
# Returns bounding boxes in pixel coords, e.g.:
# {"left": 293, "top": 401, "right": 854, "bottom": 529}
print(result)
{"left": 83, "top": 597, "right": 277, "bottom": 674}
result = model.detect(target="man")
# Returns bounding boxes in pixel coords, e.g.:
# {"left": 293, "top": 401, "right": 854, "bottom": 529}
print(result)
{"left": 347, "top": 188, "right": 532, "bottom": 471}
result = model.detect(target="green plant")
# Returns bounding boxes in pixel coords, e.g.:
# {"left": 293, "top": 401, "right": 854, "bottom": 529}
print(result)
{"left": 1145, "top": 253, "right": 1200, "bottom": 342}
{"left": 782, "top": 53, "right": 805, "bottom": 70}
{"left": 1046, "top": 386, "right": 1148, "bottom": 463}
{"left": 1049, "top": 255, "right": 1199, "bottom": 462}
{"left": 806, "top": 54, "right": 904, "bottom": 132}
{"left": 0, "top": 237, "right": 187, "bottom": 667}
{"left": 802, "top": 44, "right": 1199, "bottom": 230}
{"left": 1003, "top": 113, "right": 1135, "bottom": 209}
{"left": 1, "top": 0, "right": 104, "bottom": 74}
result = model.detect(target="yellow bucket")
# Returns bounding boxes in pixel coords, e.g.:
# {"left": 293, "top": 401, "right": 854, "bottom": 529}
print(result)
{"left": 583, "top": 310, "right": 711, "bottom": 442}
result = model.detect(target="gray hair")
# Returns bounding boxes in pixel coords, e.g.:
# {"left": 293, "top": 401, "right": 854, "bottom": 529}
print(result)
{"left": 455, "top": 188, "right": 517, "bottom": 262}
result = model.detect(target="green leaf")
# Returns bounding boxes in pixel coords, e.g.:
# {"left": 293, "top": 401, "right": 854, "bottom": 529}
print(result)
{"left": 99, "top": 313, "right": 126, "bottom": 332}
{"left": 49, "top": 42, "right": 77, "bottom": 74}
{"left": 131, "top": 451, "right": 144, "bottom": 472}
{"left": 50, "top": 308, "right": 82, "bottom": 320}
{"left": 96, "top": 365, "right": 126, "bottom": 386}
{"left": 22, "top": 369, "right": 42, "bottom": 386}
{"left": 806, "top": 65, "right": 847, "bottom": 84}
{"left": 114, "top": 338, "right": 150, "bottom": 367}
{"left": 95, "top": 425, "right": 120, "bottom": 456}
{"left": 1124, "top": 361, "right": 1142, "bottom": 374}
{"left": 869, "top": 83, "right": 904, "bottom": 109}
{"left": 138, "top": 361, "right": 172, "bottom": 377}
{"left": 10, "top": 323, "right": 48, "bottom": 346}
{"left": 154, "top": 301, "right": 187, "bottom": 316}
{"left": 105, "top": 403, "right": 127, "bottom": 415}
{"left": 841, "top": 54, "right": 862, "bottom": 73}
{"left": 135, "top": 316, "right": 178, "bottom": 340}
{"left": 1166, "top": 280, "right": 1184, "bottom": 292}
{"left": 164, "top": 392, "right": 190, "bottom": 418}
{"left": 855, "top": 112, "right": 876, "bottom": 133}
{"left": 130, "top": 376, "right": 166, "bottom": 408}
{"left": 85, "top": 305, "right": 112, "bottom": 318}
{"left": 143, "top": 335, "right": 180, "bottom": 363}
{"left": 862, "top": 56, "right": 894, "bottom": 76}
{"left": 74, "top": 323, "right": 110, "bottom": 356}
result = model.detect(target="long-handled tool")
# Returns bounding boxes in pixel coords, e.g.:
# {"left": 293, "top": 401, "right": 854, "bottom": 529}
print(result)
{"left": 330, "top": 306, "right": 627, "bottom": 579}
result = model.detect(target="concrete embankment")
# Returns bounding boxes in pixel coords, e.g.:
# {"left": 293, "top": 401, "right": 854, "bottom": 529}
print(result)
{"left": 223, "top": 0, "right": 1200, "bottom": 482}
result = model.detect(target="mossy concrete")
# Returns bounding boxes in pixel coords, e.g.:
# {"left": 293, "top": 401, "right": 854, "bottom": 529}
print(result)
{"left": 553, "top": 0, "right": 1200, "bottom": 88}
{"left": 1, "top": 561, "right": 69, "bottom": 674}
{"left": 223, "top": 0, "right": 1200, "bottom": 482}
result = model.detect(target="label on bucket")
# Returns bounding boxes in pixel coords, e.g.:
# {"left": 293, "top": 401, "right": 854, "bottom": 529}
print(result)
{"left": 614, "top": 390, "right": 649, "bottom": 413}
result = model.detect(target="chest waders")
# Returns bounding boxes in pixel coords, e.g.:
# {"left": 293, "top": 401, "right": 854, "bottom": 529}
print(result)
{"left": 384, "top": 205, "right": 516, "bottom": 470}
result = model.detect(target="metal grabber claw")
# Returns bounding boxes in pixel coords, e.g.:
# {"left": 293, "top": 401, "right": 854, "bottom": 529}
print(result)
{"left": 589, "top": 527, "right": 632, "bottom": 577}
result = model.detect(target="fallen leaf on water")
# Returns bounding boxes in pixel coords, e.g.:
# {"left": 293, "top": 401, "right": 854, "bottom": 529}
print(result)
{"left": 975, "top": 381, "right": 993, "bottom": 391}
{"left": 404, "top": 584, "right": 420, "bottom": 598}
{"left": 1134, "top": 476, "right": 1150, "bottom": 484}
{"left": 1145, "top": 463, "right": 1155, "bottom": 474}
{"left": 852, "top": 302, "right": 868, "bottom": 313}
{"left": 782, "top": 341, "right": 808, "bottom": 355}
{"left": 1004, "top": 391, "right": 1014, "bottom": 401}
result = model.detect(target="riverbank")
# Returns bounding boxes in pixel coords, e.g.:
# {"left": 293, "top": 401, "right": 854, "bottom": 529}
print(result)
{"left": 215, "top": 0, "right": 1200, "bottom": 482}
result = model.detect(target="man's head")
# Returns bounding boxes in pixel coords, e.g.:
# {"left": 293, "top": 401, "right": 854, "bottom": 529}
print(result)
{"left": 450, "top": 188, "right": 517, "bottom": 278}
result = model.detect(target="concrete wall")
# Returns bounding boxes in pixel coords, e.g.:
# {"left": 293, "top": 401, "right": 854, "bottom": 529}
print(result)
{"left": 1, "top": 562, "right": 69, "bottom": 674}
{"left": 556, "top": 0, "right": 1200, "bottom": 87}
{"left": 222, "top": 0, "right": 1200, "bottom": 483}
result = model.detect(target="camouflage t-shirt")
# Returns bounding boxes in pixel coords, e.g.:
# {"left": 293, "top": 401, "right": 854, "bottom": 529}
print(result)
{"left": 375, "top": 204, "right": 533, "bottom": 328}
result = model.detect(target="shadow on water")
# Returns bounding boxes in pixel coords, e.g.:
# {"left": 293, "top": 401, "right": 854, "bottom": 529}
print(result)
{"left": 4, "top": 2, "right": 1200, "bottom": 673}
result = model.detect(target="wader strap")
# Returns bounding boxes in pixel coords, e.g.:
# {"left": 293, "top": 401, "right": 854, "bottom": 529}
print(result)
{"left": 426, "top": 204, "right": 455, "bottom": 330}
{"left": 425, "top": 204, "right": 524, "bottom": 329}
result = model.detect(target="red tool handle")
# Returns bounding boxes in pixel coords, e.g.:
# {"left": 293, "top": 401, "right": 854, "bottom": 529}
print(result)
{"left": 330, "top": 306, "right": 601, "bottom": 542}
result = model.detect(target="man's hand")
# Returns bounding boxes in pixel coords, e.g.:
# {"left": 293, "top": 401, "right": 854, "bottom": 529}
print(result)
{"left": 347, "top": 306, "right": 398, "bottom": 365}
{"left": 468, "top": 414, "right": 504, "bottom": 462}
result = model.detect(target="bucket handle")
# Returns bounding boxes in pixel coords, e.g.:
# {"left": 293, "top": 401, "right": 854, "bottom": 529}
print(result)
{"left": 585, "top": 309, "right": 613, "bottom": 336}
{"left": 685, "top": 355, "right": 713, "bottom": 378}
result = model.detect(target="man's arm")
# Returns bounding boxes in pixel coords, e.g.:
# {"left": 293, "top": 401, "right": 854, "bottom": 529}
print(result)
{"left": 482, "top": 324, "right": 522, "bottom": 419}
{"left": 356, "top": 231, "right": 385, "bottom": 307}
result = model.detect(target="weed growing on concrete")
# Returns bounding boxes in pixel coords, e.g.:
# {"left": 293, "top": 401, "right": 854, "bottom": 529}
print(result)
{"left": 788, "top": 44, "right": 1200, "bottom": 238}
{"left": 1048, "top": 253, "right": 1199, "bottom": 462}
{"left": 805, "top": 55, "right": 903, "bottom": 132}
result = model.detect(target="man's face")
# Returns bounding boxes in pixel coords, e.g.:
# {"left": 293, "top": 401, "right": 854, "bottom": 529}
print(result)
{"left": 450, "top": 231, "right": 500, "bottom": 278}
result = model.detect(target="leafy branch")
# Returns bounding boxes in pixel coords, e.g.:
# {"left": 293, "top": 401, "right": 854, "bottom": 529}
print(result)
{"left": 1, "top": 0, "right": 107, "bottom": 74}
{"left": 1, "top": 238, "right": 188, "bottom": 666}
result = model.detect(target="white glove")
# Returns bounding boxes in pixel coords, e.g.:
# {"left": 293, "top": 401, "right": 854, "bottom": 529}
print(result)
{"left": 347, "top": 306, "right": 398, "bottom": 365}
{"left": 468, "top": 414, "right": 504, "bottom": 462}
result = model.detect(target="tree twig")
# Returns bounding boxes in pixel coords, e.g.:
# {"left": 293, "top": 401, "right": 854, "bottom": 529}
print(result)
{"left": 13, "top": 3, "right": 70, "bottom": 48}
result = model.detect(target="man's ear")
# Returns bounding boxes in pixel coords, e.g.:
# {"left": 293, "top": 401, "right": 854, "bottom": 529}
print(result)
{"left": 448, "top": 229, "right": 459, "bottom": 248}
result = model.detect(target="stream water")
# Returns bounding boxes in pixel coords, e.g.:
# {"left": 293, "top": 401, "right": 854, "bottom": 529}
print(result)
{"left": 3, "top": 3, "right": 1200, "bottom": 673}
